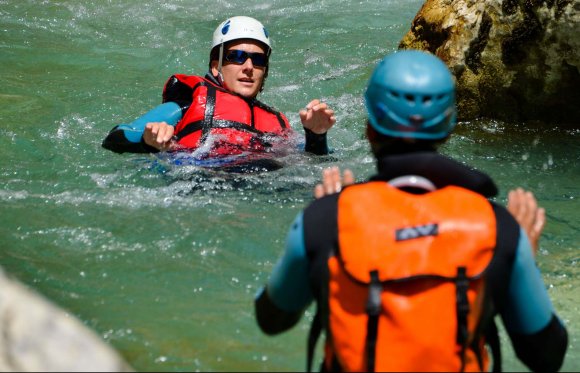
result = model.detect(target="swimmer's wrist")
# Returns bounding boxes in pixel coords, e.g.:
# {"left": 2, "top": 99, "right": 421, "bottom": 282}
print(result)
{"left": 303, "top": 127, "right": 328, "bottom": 155}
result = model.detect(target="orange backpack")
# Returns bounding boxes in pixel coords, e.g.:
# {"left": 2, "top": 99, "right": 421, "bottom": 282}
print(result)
{"left": 311, "top": 182, "right": 499, "bottom": 372}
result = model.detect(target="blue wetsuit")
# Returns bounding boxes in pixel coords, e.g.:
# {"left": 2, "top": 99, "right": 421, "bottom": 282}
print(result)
{"left": 255, "top": 152, "right": 568, "bottom": 372}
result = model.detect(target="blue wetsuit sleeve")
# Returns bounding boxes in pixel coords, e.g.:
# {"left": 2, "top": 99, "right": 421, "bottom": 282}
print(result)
{"left": 102, "top": 102, "right": 182, "bottom": 153}
{"left": 501, "top": 228, "right": 569, "bottom": 371}
{"left": 266, "top": 212, "right": 313, "bottom": 311}
{"left": 502, "top": 227, "right": 555, "bottom": 334}
{"left": 254, "top": 212, "right": 313, "bottom": 335}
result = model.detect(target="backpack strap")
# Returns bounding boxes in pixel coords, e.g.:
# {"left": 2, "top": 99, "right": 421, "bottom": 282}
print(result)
{"left": 486, "top": 318, "right": 502, "bottom": 372}
{"left": 303, "top": 194, "right": 340, "bottom": 372}
{"left": 456, "top": 266, "right": 470, "bottom": 372}
{"left": 307, "top": 307, "right": 322, "bottom": 372}
{"left": 365, "top": 270, "right": 382, "bottom": 372}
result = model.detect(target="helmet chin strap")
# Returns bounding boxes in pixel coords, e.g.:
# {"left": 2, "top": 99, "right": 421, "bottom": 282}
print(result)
{"left": 217, "top": 42, "right": 225, "bottom": 84}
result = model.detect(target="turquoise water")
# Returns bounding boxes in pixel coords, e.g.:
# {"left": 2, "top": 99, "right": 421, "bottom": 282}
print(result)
{"left": 0, "top": 1, "right": 578, "bottom": 371}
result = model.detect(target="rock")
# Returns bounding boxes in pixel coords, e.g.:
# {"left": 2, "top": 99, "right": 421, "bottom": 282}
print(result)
{"left": 399, "top": 0, "right": 580, "bottom": 126}
{"left": 0, "top": 267, "right": 133, "bottom": 372}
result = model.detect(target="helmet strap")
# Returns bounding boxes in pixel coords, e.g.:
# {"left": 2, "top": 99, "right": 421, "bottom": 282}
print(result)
{"left": 217, "top": 43, "right": 225, "bottom": 84}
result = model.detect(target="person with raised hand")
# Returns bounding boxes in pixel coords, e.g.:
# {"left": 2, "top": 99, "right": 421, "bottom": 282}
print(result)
{"left": 103, "top": 16, "right": 335, "bottom": 162}
{"left": 255, "top": 50, "right": 568, "bottom": 372}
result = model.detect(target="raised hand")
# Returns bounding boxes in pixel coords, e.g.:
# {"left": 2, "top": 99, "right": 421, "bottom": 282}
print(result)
{"left": 314, "top": 166, "right": 355, "bottom": 199}
{"left": 507, "top": 188, "right": 546, "bottom": 256}
{"left": 300, "top": 99, "right": 336, "bottom": 135}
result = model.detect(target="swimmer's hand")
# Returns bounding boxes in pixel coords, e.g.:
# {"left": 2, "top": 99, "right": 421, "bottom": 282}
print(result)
{"left": 143, "top": 122, "right": 177, "bottom": 151}
{"left": 314, "top": 166, "right": 355, "bottom": 199}
{"left": 300, "top": 99, "right": 336, "bottom": 135}
{"left": 507, "top": 188, "right": 546, "bottom": 256}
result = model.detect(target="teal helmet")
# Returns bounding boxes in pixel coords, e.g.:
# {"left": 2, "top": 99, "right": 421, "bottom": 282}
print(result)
{"left": 364, "top": 50, "right": 456, "bottom": 140}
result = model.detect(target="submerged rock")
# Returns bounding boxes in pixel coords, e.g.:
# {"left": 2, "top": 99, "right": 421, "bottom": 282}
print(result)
{"left": 399, "top": 0, "right": 580, "bottom": 126}
{"left": 0, "top": 267, "right": 133, "bottom": 372}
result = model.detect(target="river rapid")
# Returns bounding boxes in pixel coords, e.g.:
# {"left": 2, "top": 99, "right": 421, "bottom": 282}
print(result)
{"left": 0, "top": 0, "right": 578, "bottom": 371}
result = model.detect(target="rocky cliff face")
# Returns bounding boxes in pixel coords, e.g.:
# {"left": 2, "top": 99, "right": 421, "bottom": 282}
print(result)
{"left": 0, "top": 268, "right": 133, "bottom": 372}
{"left": 399, "top": 0, "right": 579, "bottom": 125}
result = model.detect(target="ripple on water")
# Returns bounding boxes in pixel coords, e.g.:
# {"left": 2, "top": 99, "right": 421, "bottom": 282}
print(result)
{"left": 1, "top": 1, "right": 577, "bottom": 372}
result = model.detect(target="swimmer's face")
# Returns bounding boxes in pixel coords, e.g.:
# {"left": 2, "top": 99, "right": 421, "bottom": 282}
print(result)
{"left": 211, "top": 39, "right": 267, "bottom": 99}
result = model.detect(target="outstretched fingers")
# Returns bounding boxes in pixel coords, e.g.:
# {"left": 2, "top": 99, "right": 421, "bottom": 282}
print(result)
{"left": 524, "top": 203, "right": 546, "bottom": 256}
{"left": 313, "top": 167, "right": 356, "bottom": 199}
{"left": 507, "top": 188, "right": 546, "bottom": 256}
{"left": 342, "top": 169, "right": 355, "bottom": 187}
{"left": 300, "top": 99, "right": 336, "bottom": 134}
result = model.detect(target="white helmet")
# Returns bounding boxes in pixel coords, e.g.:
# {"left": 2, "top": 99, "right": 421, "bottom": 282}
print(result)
{"left": 210, "top": 16, "right": 272, "bottom": 89}
{"left": 212, "top": 16, "right": 271, "bottom": 55}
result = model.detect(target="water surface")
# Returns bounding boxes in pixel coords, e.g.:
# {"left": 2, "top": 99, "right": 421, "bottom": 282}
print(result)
{"left": 0, "top": 0, "right": 578, "bottom": 371}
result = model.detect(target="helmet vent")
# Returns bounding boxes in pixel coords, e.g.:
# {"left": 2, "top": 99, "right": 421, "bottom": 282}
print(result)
{"left": 422, "top": 96, "right": 432, "bottom": 105}
{"left": 405, "top": 94, "right": 415, "bottom": 105}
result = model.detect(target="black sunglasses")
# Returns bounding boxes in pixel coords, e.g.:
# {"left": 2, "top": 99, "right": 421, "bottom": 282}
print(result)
{"left": 224, "top": 49, "right": 268, "bottom": 68}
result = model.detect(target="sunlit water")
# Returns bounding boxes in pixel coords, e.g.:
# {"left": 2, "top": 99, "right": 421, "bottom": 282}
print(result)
{"left": 0, "top": 1, "right": 578, "bottom": 371}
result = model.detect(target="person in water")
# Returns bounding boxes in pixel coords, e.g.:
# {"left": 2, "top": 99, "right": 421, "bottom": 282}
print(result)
{"left": 102, "top": 16, "right": 335, "bottom": 158}
{"left": 254, "top": 50, "right": 568, "bottom": 372}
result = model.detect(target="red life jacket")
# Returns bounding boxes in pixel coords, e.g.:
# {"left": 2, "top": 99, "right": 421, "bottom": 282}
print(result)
{"left": 169, "top": 75, "right": 291, "bottom": 156}
{"left": 320, "top": 182, "right": 498, "bottom": 372}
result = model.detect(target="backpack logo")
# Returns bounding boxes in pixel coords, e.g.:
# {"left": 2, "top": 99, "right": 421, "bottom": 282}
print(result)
{"left": 395, "top": 223, "right": 438, "bottom": 241}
